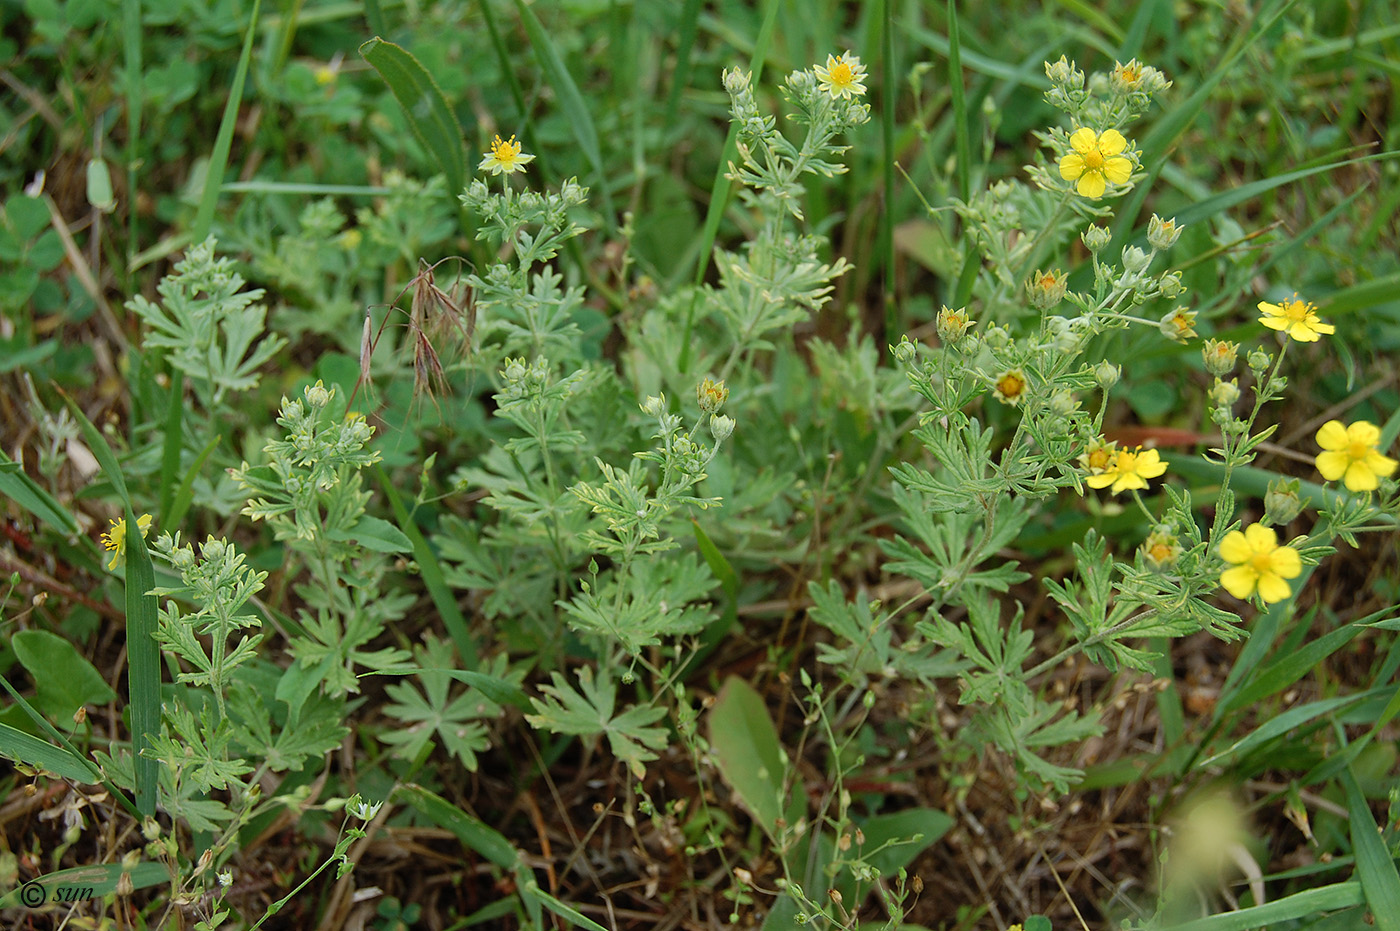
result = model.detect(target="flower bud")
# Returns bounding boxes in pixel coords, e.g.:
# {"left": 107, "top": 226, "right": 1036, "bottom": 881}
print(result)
{"left": 1093, "top": 360, "right": 1121, "bottom": 390}
{"left": 1121, "top": 245, "right": 1151, "bottom": 274}
{"left": 891, "top": 336, "right": 917, "bottom": 363}
{"left": 1247, "top": 348, "right": 1272, "bottom": 373}
{"left": 1264, "top": 477, "right": 1306, "bottom": 525}
{"left": 1147, "top": 214, "right": 1184, "bottom": 250}
{"left": 640, "top": 395, "right": 665, "bottom": 417}
{"left": 1111, "top": 59, "right": 1147, "bottom": 94}
{"left": 1209, "top": 377, "right": 1240, "bottom": 408}
{"left": 984, "top": 324, "right": 1012, "bottom": 349}
{"left": 1158, "top": 271, "right": 1185, "bottom": 299}
{"left": 1081, "top": 224, "right": 1112, "bottom": 253}
{"left": 305, "top": 381, "right": 332, "bottom": 409}
{"left": 936, "top": 305, "right": 974, "bottom": 343}
{"left": 1027, "top": 269, "right": 1068, "bottom": 310}
{"left": 1202, "top": 338, "right": 1238, "bottom": 376}
{"left": 710, "top": 414, "right": 736, "bottom": 442}
{"left": 696, "top": 377, "right": 729, "bottom": 413}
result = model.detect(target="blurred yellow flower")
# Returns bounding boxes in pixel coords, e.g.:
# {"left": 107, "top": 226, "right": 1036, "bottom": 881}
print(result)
{"left": 1315, "top": 420, "right": 1397, "bottom": 491}
{"left": 101, "top": 513, "right": 153, "bottom": 570}
{"left": 1219, "top": 523, "right": 1301, "bottom": 604}
{"left": 478, "top": 134, "right": 535, "bottom": 175}
{"left": 1058, "top": 128, "right": 1133, "bottom": 199}
{"left": 991, "top": 368, "right": 1028, "bottom": 406}
{"left": 1085, "top": 446, "right": 1166, "bottom": 494}
{"left": 1257, "top": 294, "right": 1334, "bottom": 343}
{"left": 815, "top": 52, "right": 867, "bottom": 99}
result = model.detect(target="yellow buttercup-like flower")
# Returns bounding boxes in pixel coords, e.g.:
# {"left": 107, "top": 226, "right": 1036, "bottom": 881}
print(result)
{"left": 815, "top": 52, "right": 867, "bottom": 100}
{"left": 1315, "top": 420, "right": 1398, "bottom": 491}
{"left": 1219, "top": 523, "right": 1301, "bottom": 604}
{"left": 1058, "top": 128, "right": 1133, "bottom": 199}
{"left": 1085, "top": 446, "right": 1167, "bottom": 494}
{"left": 101, "top": 513, "right": 153, "bottom": 570}
{"left": 1257, "top": 294, "right": 1334, "bottom": 343}
{"left": 478, "top": 134, "right": 535, "bottom": 176}
{"left": 991, "top": 368, "right": 1028, "bottom": 406}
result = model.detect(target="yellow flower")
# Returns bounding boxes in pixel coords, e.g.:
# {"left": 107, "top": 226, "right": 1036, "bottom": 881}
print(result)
{"left": 991, "top": 368, "right": 1028, "bottom": 406}
{"left": 1219, "top": 523, "right": 1301, "bottom": 604}
{"left": 1159, "top": 307, "right": 1197, "bottom": 343}
{"left": 1315, "top": 420, "right": 1398, "bottom": 491}
{"left": 815, "top": 52, "right": 867, "bottom": 99}
{"left": 1058, "top": 128, "right": 1133, "bottom": 199}
{"left": 478, "top": 134, "right": 535, "bottom": 175}
{"left": 1085, "top": 446, "right": 1167, "bottom": 494}
{"left": 101, "top": 513, "right": 153, "bottom": 570}
{"left": 1257, "top": 294, "right": 1334, "bottom": 343}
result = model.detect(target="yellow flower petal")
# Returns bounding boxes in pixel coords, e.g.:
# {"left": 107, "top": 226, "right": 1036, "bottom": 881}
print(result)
{"left": 1218, "top": 529, "right": 1252, "bottom": 564}
{"left": 1256, "top": 572, "right": 1293, "bottom": 604}
{"left": 1344, "top": 461, "right": 1380, "bottom": 491}
{"left": 1316, "top": 450, "right": 1350, "bottom": 481}
{"left": 1220, "top": 565, "right": 1258, "bottom": 599}
{"left": 1268, "top": 545, "right": 1302, "bottom": 578}
{"left": 1315, "top": 420, "right": 1349, "bottom": 451}
{"left": 1098, "top": 129, "right": 1127, "bottom": 155}
{"left": 1367, "top": 450, "right": 1399, "bottom": 478}
{"left": 1243, "top": 523, "right": 1278, "bottom": 550}
{"left": 1348, "top": 421, "right": 1382, "bottom": 446}
{"left": 1103, "top": 156, "right": 1133, "bottom": 184}
{"left": 1069, "top": 127, "right": 1097, "bottom": 153}
{"left": 1077, "top": 172, "right": 1107, "bottom": 199}
{"left": 1059, "top": 153, "right": 1086, "bottom": 180}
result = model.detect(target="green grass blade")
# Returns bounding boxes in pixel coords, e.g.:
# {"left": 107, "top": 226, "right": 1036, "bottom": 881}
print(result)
{"left": 1215, "top": 617, "right": 1362, "bottom": 719}
{"left": 0, "top": 860, "right": 168, "bottom": 908}
{"left": 945, "top": 0, "right": 969, "bottom": 203}
{"left": 1201, "top": 691, "right": 1379, "bottom": 769}
{"left": 523, "top": 882, "right": 612, "bottom": 931}
{"left": 510, "top": 0, "right": 616, "bottom": 229}
{"left": 0, "top": 450, "right": 78, "bottom": 533}
{"left": 880, "top": 0, "right": 897, "bottom": 347}
{"left": 1343, "top": 766, "right": 1400, "bottom": 931}
{"left": 373, "top": 464, "right": 477, "bottom": 670}
{"left": 164, "top": 431, "right": 221, "bottom": 535}
{"left": 1170, "top": 882, "right": 1364, "bottom": 931}
{"left": 157, "top": 371, "right": 183, "bottom": 524}
{"left": 663, "top": 0, "right": 704, "bottom": 133}
{"left": 59, "top": 392, "right": 160, "bottom": 816}
{"left": 0, "top": 716, "right": 103, "bottom": 784}
{"left": 359, "top": 37, "right": 466, "bottom": 199}
{"left": 398, "top": 783, "right": 519, "bottom": 869}
{"left": 678, "top": 0, "right": 781, "bottom": 372}
{"left": 121, "top": 0, "right": 142, "bottom": 273}
{"left": 192, "top": 0, "right": 262, "bottom": 242}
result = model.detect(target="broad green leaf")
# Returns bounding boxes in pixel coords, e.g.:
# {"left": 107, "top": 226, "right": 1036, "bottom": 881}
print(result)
{"left": 327, "top": 514, "right": 412, "bottom": 554}
{"left": 359, "top": 37, "right": 465, "bottom": 198}
{"left": 11, "top": 630, "right": 117, "bottom": 718}
{"left": 707, "top": 676, "right": 788, "bottom": 842}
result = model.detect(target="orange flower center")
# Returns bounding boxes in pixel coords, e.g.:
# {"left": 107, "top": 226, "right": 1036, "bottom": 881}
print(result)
{"left": 1283, "top": 300, "right": 1310, "bottom": 322}
{"left": 1347, "top": 441, "right": 1372, "bottom": 461}
{"left": 1117, "top": 450, "right": 1139, "bottom": 471}
{"left": 1083, "top": 148, "right": 1105, "bottom": 170}
{"left": 1249, "top": 552, "right": 1275, "bottom": 573}
{"left": 829, "top": 62, "right": 853, "bottom": 84}
{"left": 1086, "top": 448, "right": 1112, "bottom": 470}
{"left": 1148, "top": 542, "right": 1173, "bottom": 562}
{"left": 996, "top": 373, "right": 1026, "bottom": 398}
